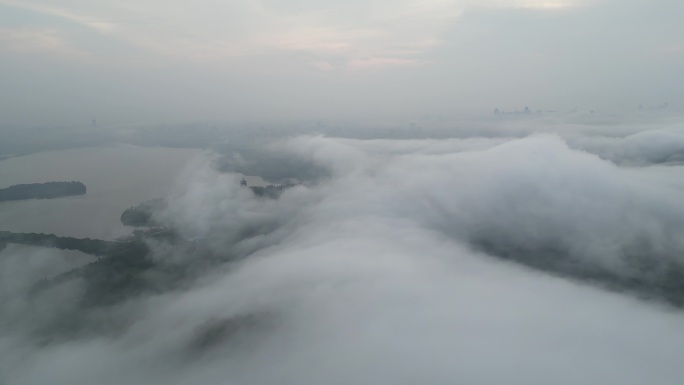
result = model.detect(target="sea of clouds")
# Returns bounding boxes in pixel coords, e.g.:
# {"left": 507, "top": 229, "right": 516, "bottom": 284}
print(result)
{"left": 3, "top": 115, "right": 684, "bottom": 384}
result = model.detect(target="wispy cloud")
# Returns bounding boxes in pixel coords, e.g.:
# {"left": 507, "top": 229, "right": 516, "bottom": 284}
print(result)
{"left": 0, "top": 27, "right": 91, "bottom": 59}
{"left": 0, "top": 0, "right": 463, "bottom": 68}
{"left": 0, "top": 0, "right": 597, "bottom": 70}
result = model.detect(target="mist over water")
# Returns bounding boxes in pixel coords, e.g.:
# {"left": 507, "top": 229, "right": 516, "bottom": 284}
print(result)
{"left": 3, "top": 116, "right": 684, "bottom": 384}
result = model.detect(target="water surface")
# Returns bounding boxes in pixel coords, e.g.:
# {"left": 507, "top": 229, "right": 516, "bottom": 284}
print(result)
{"left": 0, "top": 145, "right": 202, "bottom": 239}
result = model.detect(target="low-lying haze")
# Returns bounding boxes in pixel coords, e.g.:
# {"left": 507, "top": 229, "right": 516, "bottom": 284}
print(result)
{"left": 3, "top": 115, "right": 684, "bottom": 384}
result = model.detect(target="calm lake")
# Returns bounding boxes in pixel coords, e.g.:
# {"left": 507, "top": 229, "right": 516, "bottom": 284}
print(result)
{"left": 0, "top": 145, "right": 202, "bottom": 240}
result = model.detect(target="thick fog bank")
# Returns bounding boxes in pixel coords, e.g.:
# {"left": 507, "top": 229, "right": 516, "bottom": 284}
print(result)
{"left": 3, "top": 120, "right": 684, "bottom": 384}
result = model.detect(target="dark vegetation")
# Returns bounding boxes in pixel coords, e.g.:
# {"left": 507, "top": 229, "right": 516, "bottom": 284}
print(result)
{"left": 248, "top": 184, "right": 294, "bottom": 199}
{"left": 1, "top": 224, "right": 261, "bottom": 345}
{"left": 0, "top": 231, "right": 112, "bottom": 255}
{"left": 1, "top": 231, "right": 154, "bottom": 308}
{"left": 121, "top": 198, "right": 166, "bottom": 227}
{"left": 0, "top": 231, "right": 153, "bottom": 308}
{"left": 472, "top": 236, "right": 684, "bottom": 308}
{"left": 0, "top": 181, "right": 86, "bottom": 201}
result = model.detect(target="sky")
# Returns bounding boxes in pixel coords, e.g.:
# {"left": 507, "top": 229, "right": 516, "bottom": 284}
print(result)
{"left": 0, "top": 0, "right": 682, "bottom": 124}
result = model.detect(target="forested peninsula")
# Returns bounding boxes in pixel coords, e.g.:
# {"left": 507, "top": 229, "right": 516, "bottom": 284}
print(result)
{"left": 0, "top": 181, "right": 86, "bottom": 201}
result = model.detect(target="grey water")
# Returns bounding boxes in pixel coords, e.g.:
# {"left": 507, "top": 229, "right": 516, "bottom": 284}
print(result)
{"left": 0, "top": 145, "right": 202, "bottom": 240}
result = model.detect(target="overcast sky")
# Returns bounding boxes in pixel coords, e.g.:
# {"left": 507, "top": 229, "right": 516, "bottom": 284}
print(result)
{"left": 1, "top": 0, "right": 682, "bottom": 125}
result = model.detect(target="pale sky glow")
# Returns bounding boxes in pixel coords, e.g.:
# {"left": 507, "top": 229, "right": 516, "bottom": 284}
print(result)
{"left": 0, "top": 0, "right": 465, "bottom": 62}
{"left": 1, "top": 0, "right": 682, "bottom": 124}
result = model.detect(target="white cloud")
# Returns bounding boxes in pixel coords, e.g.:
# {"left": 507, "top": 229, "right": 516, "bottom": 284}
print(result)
{"left": 5, "top": 123, "right": 684, "bottom": 383}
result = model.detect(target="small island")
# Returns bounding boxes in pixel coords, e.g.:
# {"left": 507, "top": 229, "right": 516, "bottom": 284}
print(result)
{"left": 121, "top": 198, "right": 166, "bottom": 227}
{"left": 0, "top": 181, "right": 86, "bottom": 201}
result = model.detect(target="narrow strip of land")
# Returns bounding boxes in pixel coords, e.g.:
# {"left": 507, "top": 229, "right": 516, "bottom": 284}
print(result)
{"left": 0, "top": 181, "right": 86, "bottom": 201}
{"left": 0, "top": 231, "right": 134, "bottom": 256}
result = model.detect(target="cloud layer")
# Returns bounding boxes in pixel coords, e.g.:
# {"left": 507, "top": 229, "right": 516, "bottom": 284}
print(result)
{"left": 4, "top": 118, "right": 684, "bottom": 384}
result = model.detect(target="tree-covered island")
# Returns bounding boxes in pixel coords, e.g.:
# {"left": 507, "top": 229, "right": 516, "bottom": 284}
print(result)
{"left": 0, "top": 181, "right": 86, "bottom": 201}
